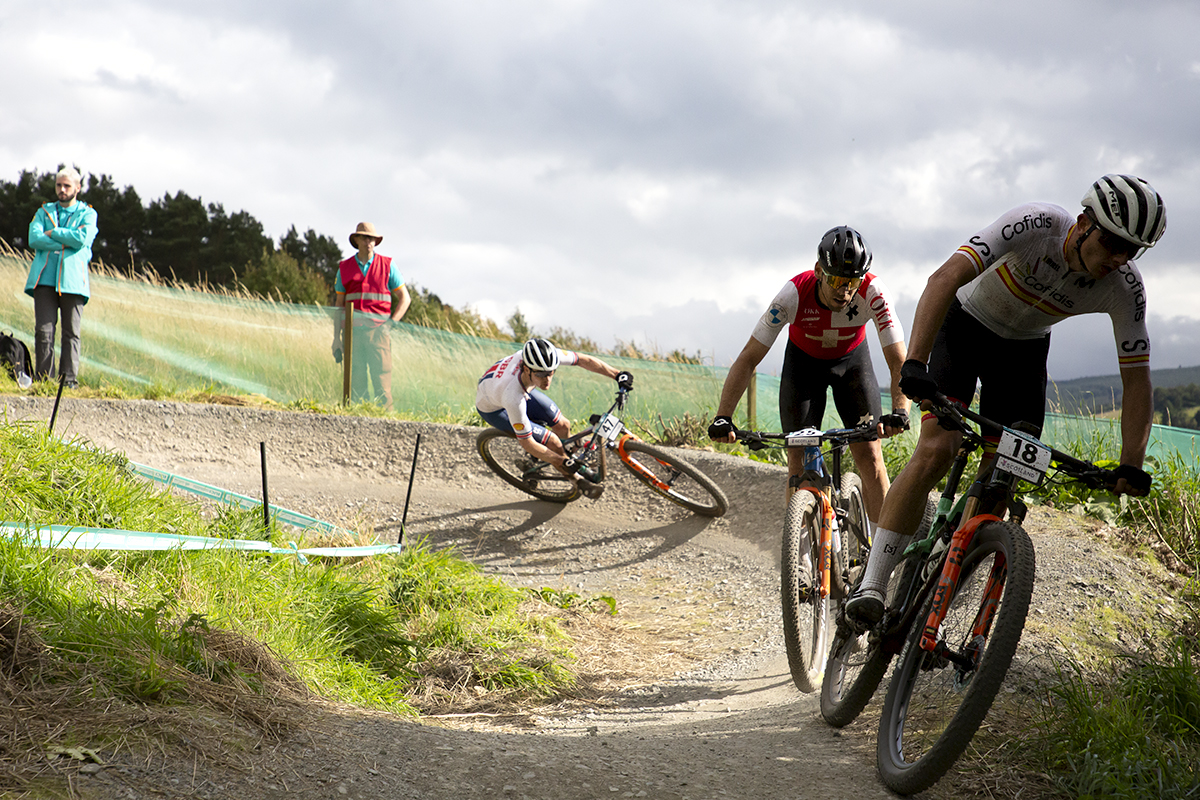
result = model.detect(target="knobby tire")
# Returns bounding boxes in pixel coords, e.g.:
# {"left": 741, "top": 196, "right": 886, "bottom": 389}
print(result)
{"left": 618, "top": 440, "right": 728, "bottom": 517}
{"left": 820, "top": 494, "right": 938, "bottom": 728}
{"left": 476, "top": 428, "right": 581, "bottom": 503}
{"left": 876, "top": 520, "right": 1036, "bottom": 795}
{"left": 780, "top": 490, "right": 828, "bottom": 693}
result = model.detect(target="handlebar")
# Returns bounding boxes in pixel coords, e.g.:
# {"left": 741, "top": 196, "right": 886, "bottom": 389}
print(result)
{"left": 733, "top": 421, "right": 879, "bottom": 452}
{"left": 922, "top": 392, "right": 1118, "bottom": 489}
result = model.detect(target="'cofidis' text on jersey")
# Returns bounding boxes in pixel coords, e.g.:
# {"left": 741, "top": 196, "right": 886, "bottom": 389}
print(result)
{"left": 955, "top": 202, "right": 1149, "bottom": 368}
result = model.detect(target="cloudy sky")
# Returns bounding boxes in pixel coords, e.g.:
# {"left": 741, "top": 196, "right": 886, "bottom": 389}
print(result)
{"left": 3, "top": 0, "right": 1199, "bottom": 382}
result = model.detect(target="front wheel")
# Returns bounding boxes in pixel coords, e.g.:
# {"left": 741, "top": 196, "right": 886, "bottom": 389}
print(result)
{"left": 876, "top": 520, "right": 1035, "bottom": 795}
{"left": 780, "top": 490, "right": 829, "bottom": 693}
{"left": 617, "top": 440, "right": 728, "bottom": 517}
{"left": 476, "top": 428, "right": 581, "bottom": 503}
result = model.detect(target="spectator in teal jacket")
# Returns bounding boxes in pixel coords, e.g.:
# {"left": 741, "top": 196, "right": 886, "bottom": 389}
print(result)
{"left": 24, "top": 167, "right": 98, "bottom": 388}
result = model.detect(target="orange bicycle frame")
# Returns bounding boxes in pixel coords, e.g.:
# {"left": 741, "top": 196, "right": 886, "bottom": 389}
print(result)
{"left": 798, "top": 486, "right": 834, "bottom": 599}
{"left": 919, "top": 513, "right": 1002, "bottom": 652}
{"left": 615, "top": 434, "right": 672, "bottom": 491}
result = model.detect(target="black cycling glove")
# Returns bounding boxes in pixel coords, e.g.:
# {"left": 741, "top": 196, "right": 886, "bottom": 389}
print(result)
{"left": 879, "top": 409, "right": 910, "bottom": 431}
{"left": 616, "top": 371, "right": 634, "bottom": 390}
{"left": 1113, "top": 464, "right": 1152, "bottom": 494}
{"left": 708, "top": 415, "right": 735, "bottom": 441}
{"left": 899, "top": 359, "right": 939, "bottom": 402}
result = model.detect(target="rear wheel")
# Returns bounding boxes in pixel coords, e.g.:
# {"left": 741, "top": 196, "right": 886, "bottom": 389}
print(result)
{"left": 876, "top": 520, "right": 1035, "bottom": 795}
{"left": 618, "top": 440, "right": 728, "bottom": 517}
{"left": 780, "top": 490, "right": 829, "bottom": 693}
{"left": 476, "top": 428, "right": 581, "bottom": 503}
{"left": 820, "top": 626, "right": 891, "bottom": 727}
{"left": 821, "top": 493, "right": 936, "bottom": 728}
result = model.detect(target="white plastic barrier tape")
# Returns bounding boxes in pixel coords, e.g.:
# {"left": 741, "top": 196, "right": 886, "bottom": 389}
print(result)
{"left": 1, "top": 462, "right": 403, "bottom": 561}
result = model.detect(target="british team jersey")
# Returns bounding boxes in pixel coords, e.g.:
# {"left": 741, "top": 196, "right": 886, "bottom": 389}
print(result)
{"left": 954, "top": 202, "right": 1150, "bottom": 368}
{"left": 475, "top": 349, "right": 581, "bottom": 439}
{"left": 751, "top": 271, "right": 904, "bottom": 359}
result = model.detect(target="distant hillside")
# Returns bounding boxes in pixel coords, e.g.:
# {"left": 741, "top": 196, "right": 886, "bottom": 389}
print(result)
{"left": 1049, "top": 364, "right": 1200, "bottom": 413}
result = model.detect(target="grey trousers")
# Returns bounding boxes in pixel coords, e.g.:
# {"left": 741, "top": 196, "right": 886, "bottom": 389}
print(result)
{"left": 32, "top": 286, "right": 85, "bottom": 385}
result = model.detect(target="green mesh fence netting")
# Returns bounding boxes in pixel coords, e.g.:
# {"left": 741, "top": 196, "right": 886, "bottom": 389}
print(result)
{"left": 3, "top": 253, "right": 1197, "bottom": 464}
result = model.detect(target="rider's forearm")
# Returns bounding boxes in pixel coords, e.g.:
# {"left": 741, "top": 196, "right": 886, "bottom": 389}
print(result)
{"left": 881, "top": 341, "right": 910, "bottom": 412}
{"left": 577, "top": 353, "right": 619, "bottom": 380}
{"left": 717, "top": 337, "right": 770, "bottom": 416}
{"left": 716, "top": 361, "right": 754, "bottom": 417}
{"left": 1118, "top": 367, "right": 1152, "bottom": 468}
{"left": 520, "top": 436, "right": 567, "bottom": 467}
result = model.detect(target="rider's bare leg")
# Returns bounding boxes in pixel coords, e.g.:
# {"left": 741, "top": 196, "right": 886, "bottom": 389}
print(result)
{"left": 848, "top": 438, "right": 888, "bottom": 537}
{"left": 847, "top": 416, "right": 960, "bottom": 621}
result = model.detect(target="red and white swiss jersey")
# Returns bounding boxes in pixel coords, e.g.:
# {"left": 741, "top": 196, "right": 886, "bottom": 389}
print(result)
{"left": 750, "top": 270, "right": 904, "bottom": 359}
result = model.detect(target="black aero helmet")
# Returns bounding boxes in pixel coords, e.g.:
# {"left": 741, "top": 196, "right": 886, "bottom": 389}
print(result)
{"left": 1081, "top": 174, "right": 1166, "bottom": 256}
{"left": 817, "top": 226, "right": 872, "bottom": 278}
{"left": 521, "top": 338, "right": 560, "bottom": 372}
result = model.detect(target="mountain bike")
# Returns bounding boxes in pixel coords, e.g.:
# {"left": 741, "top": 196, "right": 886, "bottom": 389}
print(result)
{"left": 735, "top": 421, "right": 879, "bottom": 692}
{"left": 820, "top": 392, "right": 1126, "bottom": 795}
{"left": 476, "top": 385, "right": 729, "bottom": 517}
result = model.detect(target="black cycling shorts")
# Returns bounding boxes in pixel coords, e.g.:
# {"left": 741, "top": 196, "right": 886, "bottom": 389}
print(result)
{"left": 779, "top": 340, "right": 881, "bottom": 432}
{"left": 928, "top": 298, "right": 1050, "bottom": 433}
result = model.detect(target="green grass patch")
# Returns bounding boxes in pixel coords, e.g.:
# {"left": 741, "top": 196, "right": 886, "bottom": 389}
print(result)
{"left": 1036, "top": 640, "right": 1200, "bottom": 799}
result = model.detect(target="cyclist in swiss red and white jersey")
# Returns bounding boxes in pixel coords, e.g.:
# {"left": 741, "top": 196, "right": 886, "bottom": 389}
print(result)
{"left": 476, "top": 338, "right": 631, "bottom": 494}
{"left": 709, "top": 226, "right": 911, "bottom": 532}
{"left": 846, "top": 174, "right": 1166, "bottom": 630}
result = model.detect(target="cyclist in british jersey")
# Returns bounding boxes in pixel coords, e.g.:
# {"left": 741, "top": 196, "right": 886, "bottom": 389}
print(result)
{"left": 476, "top": 338, "right": 632, "bottom": 496}
{"left": 845, "top": 174, "right": 1165, "bottom": 630}
{"left": 708, "top": 225, "right": 912, "bottom": 532}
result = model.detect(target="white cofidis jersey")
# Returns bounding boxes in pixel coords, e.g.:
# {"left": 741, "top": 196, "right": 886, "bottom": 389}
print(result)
{"left": 475, "top": 349, "right": 580, "bottom": 439}
{"left": 751, "top": 271, "right": 904, "bottom": 359}
{"left": 955, "top": 202, "right": 1150, "bottom": 368}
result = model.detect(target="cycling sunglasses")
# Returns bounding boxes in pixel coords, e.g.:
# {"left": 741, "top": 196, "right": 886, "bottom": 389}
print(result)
{"left": 822, "top": 273, "right": 863, "bottom": 291}
{"left": 1095, "top": 226, "right": 1144, "bottom": 260}
{"left": 530, "top": 369, "right": 556, "bottom": 378}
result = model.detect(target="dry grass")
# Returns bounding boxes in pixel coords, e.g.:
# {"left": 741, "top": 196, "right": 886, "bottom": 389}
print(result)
{"left": 409, "top": 600, "right": 698, "bottom": 723}
{"left": 0, "top": 603, "right": 313, "bottom": 793}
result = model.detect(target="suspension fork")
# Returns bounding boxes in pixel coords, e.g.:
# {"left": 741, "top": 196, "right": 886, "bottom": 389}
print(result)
{"left": 919, "top": 513, "right": 1003, "bottom": 652}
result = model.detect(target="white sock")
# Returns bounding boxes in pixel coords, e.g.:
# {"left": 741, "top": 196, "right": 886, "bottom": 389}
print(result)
{"left": 859, "top": 526, "right": 912, "bottom": 597}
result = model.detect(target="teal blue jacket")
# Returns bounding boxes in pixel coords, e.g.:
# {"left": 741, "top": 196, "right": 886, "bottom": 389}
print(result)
{"left": 25, "top": 201, "right": 98, "bottom": 302}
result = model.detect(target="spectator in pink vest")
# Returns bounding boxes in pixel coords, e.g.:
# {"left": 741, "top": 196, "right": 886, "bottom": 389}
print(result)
{"left": 331, "top": 222, "right": 411, "bottom": 405}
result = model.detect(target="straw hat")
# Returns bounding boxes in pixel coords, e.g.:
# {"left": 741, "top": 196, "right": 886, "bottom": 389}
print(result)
{"left": 349, "top": 222, "right": 383, "bottom": 246}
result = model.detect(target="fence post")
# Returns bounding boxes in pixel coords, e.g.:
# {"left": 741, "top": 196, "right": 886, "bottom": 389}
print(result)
{"left": 748, "top": 371, "right": 757, "bottom": 430}
{"left": 342, "top": 304, "right": 353, "bottom": 405}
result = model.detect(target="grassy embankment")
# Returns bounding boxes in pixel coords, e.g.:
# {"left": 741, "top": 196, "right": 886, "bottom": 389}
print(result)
{"left": 0, "top": 411, "right": 622, "bottom": 791}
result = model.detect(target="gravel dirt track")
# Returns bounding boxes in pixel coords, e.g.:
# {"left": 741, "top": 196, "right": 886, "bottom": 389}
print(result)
{"left": 2, "top": 396, "right": 1186, "bottom": 800}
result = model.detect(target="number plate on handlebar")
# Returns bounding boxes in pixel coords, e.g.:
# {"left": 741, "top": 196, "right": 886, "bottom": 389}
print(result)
{"left": 996, "top": 428, "right": 1051, "bottom": 484}
{"left": 597, "top": 414, "right": 624, "bottom": 443}
{"left": 785, "top": 428, "right": 822, "bottom": 447}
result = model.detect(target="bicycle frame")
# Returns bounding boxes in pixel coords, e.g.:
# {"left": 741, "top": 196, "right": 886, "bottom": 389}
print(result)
{"left": 910, "top": 395, "right": 1116, "bottom": 659}
{"left": 739, "top": 423, "right": 878, "bottom": 600}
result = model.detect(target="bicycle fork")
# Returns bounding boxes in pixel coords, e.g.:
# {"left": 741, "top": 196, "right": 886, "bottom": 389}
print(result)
{"left": 797, "top": 487, "right": 837, "bottom": 601}
{"left": 919, "top": 513, "right": 1004, "bottom": 666}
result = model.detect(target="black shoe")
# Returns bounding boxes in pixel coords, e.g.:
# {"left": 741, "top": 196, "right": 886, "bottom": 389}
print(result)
{"left": 578, "top": 480, "right": 604, "bottom": 500}
{"left": 844, "top": 588, "right": 885, "bottom": 633}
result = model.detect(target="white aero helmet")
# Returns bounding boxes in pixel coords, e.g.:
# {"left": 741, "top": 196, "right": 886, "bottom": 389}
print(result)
{"left": 1081, "top": 174, "right": 1166, "bottom": 257}
{"left": 521, "top": 338, "right": 560, "bottom": 372}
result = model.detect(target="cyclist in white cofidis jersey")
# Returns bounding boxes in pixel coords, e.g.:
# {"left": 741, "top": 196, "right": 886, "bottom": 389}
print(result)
{"left": 845, "top": 174, "right": 1165, "bottom": 631}
{"left": 708, "top": 226, "right": 911, "bottom": 533}
{"left": 476, "top": 338, "right": 631, "bottom": 497}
